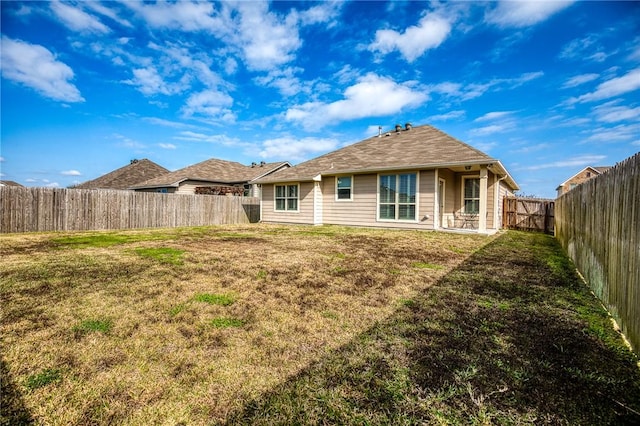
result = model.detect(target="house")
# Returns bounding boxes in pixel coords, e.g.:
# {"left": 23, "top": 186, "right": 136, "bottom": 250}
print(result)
{"left": 0, "top": 180, "right": 24, "bottom": 187}
{"left": 253, "top": 123, "right": 519, "bottom": 234}
{"left": 556, "top": 166, "right": 611, "bottom": 197}
{"left": 130, "top": 158, "right": 290, "bottom": 196}
{"left": 74, "top": 159, "right": 169, "bottom": 190}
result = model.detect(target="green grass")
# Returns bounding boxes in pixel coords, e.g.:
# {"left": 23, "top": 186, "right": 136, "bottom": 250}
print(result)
{"left": 24, "top": 369, "right": 61, "bottom": 391}
{"left": 193, "top": 293, "right": 236, "bottom": 306}
{"left": 412, "top": 262, "right": 444, "bottom": 269}
{"left": 210, "top": 317, "right": 245, "bottom": 328}
{"left": 133, "top": 247, "right": 184, "bottom": 265}
{"left": 169, "top": 303, "right": 186, "bottom": 317}
{"left": 72, "top": 319, "right": 113, "bottom": 335}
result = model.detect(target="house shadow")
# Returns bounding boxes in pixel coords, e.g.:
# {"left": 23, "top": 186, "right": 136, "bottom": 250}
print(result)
{"left": 1, "top": 356, "right": 33, "bottom": 425}
{"left": 223, "top": 232, "right": 640, "bottom": 425}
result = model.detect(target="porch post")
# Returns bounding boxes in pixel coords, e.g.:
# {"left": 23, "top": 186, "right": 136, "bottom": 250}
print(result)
{"left": 313, "top": 177, "right": 323, "bottom": 225}
{"left": 479, "top": 166, "right": 488, "bottom": 232}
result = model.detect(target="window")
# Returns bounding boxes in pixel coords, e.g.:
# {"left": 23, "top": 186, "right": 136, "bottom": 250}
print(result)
{"left": 463, "top": 178, "right": 480, "bottom": 214}
{"left": 379, "top": 173, "right": 417, "bottom": 221}
{"left": 336, "top": 176, "right": 352, "bottom": 200}
{"left": 275, "top": 184, "right": 298, "bottom": 211}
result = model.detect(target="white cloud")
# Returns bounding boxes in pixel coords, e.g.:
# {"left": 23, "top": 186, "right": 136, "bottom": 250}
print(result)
{"left": 0, "top": 156, "right": 4, "bottom": 162}
{"left": 84, "top": 2, "right": 133, "bottom": 28}
{"left": 142, "top": 117, "right": 196, "bottom": 129}
{"left": 224, "top": 58, "right": 238, "bottom": 75}
{"left": 254, "top": 67, "right": 311, "bottom": 97}
{"left": 285, "top": 73, "right": 427, "bottom": 130}
{"left": 294, "top": 1, "right": 343, "bottom": 26}
{"left": 485, "top": 1, "right": 574, "bottom": 28}
{"left": 50, "top": 1, "right": 110, "bottom": 34}
{"left": 522, "top": 154, "right": 607, "bottom": 171}
{"left": 583, "top": 124, "right": 640, "bottom": 143}
{"left": 159, "top": 143, "right": 177, "bottom": 150}
{"left": 559, "top": 32, "right": 616, "bottom": 63}
{"left": 469, "top": 124, "right": 513, "bottom": 137}
{"left": 1, "top": 36, "right": 84, "bottom": 102}
{"left": 427, "top": 72, "right": 543, "bottom": 102}
{"left": 575, "top": 68, "right": 640, "bottom": 103}
{"left": 427, "top": 110, "right": 466, "bottom": 122}
{"left": 123, "top": 66, "right": 187, "bottom": 96}
{"left": 181, "top": 90, "right": 235, "bottom": 121}
{"left": 112, "top": 134, "right": 145, "bottom": 149}
{"left": 235, "top": 1, "right": 302, "bottom": 71}
{"left": 510, "top": 143, "right": 550, "bottom": 154}
{"left": 562, "top": 73, "right": 599, "bottom": 89}
{"left": 126, "top": 1, "right": 220, "bottom": 31}
{"left": 174, "top": 131, "right": 249, "bottom": 148}
{"left": 592, "top": 102, "right": 640, "bottom": 123}
{"left": 368, "top": 12, "right": 451, "bottom": 62}
{"left": 474, "top": 111, "right": 514, "bottom": 122}
{"left": 61, "top": 170, "right": 81, "bottom": 176}
{"left": 259, "top": 137, "right": 339, "bottom": 162}
{"left": 472, "top": 141, "right": 498, "bottom": 152}
{"left": 45, "top": 182, "right": 61, "bottom": 188}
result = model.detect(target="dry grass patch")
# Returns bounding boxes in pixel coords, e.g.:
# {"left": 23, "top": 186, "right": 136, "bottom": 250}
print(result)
{"left": 0, "top": 224, "right": 486, "bottom": 425}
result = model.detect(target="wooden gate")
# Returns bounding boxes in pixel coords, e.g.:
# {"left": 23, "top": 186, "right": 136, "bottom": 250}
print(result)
{"left": 503, "top": 197, "right": 555, "bottom": 234}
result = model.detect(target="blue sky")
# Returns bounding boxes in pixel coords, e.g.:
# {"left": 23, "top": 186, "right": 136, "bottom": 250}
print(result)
{"left": 1, "top": 1, "right": 638, "bottom": 198}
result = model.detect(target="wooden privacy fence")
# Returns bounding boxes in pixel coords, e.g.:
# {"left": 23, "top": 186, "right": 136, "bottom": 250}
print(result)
{"left": 555, "top": 152, "right": 639, "bottom": 356}
{"left": 503, "top": 197, "right": 555, "bottom": 234}
{"left": 0, "top": 187, "right": 260, "bottom": 233}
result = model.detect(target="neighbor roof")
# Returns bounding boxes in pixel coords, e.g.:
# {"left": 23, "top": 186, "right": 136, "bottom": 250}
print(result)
{"left": 556, "top": 165, "right": 612, "bottom": 189}
{"left": 254, "top": 124, "right": 518, "bottom": 190}
{"left": 0, "top": 180, "right": 24, "bottom": 187}
{"left": 130, "top": 158, "right": 290, "bottom": 190}
{"left": 74, "top": 159, "right": 169, "bottom": 190}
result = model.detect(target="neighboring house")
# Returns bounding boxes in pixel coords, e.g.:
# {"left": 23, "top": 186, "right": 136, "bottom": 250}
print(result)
{"left": 74, "top": 159, "right": 169, "bottom": 190}
{"left": 253, "top": 123, "right": 519, "bottom": 234}
{"left": 556, "top": 166, "right": 611, "bottom": 197}
{"left": 130, "top": 158, "right": 290, "bottom": 196}
{"left": 0, "top": 180, "right": 24, "bottom": 187}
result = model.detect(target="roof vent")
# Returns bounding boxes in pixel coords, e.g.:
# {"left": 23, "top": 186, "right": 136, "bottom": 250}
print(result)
{"left": 260, "top": 161, "right": 265, "bottom": 167}
{"left": 130, "top": 159, "right": 139, "bottom": 164}
{"left": 405, "top": 122, "right": 412, "bottom": 131}
{"left": 395, "top": 124, "right": 402, "bottom": 133}
{"left": 251, "top": 162, "right": 257, "bottom": 168}
{"left": 378, "top": 126, "right": 382, "bottom": 138}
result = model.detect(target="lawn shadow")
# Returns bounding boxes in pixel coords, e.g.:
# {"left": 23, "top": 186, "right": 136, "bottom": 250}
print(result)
{"left": 224, "top": 231, "right": 640, "bottom": 425}
{"left": 0, "top": 356, "right": 33, "bottom": 425}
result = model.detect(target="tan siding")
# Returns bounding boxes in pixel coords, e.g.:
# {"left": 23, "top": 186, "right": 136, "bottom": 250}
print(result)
{"left": 260, "top": 182, "right": 314, "bottom": 224}
{"left": 323, "top": 174, "right": 378, "bottom": 226}
{"left": 438, "top": 169, "right": 456, "bottom": 228}
{"left": 322, "top": 171, "right": 435, "bottom": 230}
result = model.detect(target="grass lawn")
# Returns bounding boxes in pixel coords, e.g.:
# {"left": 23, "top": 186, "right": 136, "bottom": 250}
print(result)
{"left": 1, "top": 225, "right": 639, "bottom": 425}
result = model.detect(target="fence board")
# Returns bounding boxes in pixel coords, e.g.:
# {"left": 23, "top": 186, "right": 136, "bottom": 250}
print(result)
{"left": 555, "top": 152, "right": 640, "bottom": 356}
{"left": 0, "top": 187, "right": 260, "bottom": 233}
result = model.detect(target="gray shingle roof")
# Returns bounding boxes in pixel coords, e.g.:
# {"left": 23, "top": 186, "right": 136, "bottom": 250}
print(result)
{"left": 74, "top": 159, "right": 169, "bottom": 190}
{"left": 131, "top": 158, "right": 289, "bottom": 189}
{"left": 0, "top": 180, "right": 24, "bottom": 187}
{"left": 254, "top": 124, "right": 510, "bottom": 184}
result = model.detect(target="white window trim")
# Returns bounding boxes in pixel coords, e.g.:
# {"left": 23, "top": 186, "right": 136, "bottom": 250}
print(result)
{"left": 376, "top": 172, "right": 420, "bottom": 222}
{"left": 273, "top": 183, "right": 300, "bottom": 213}
{"left": 461, "top": 175, "right": 480, "bottom": 215}
{"left": 335, "top": 175, "right": 354, "bottom": 201}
